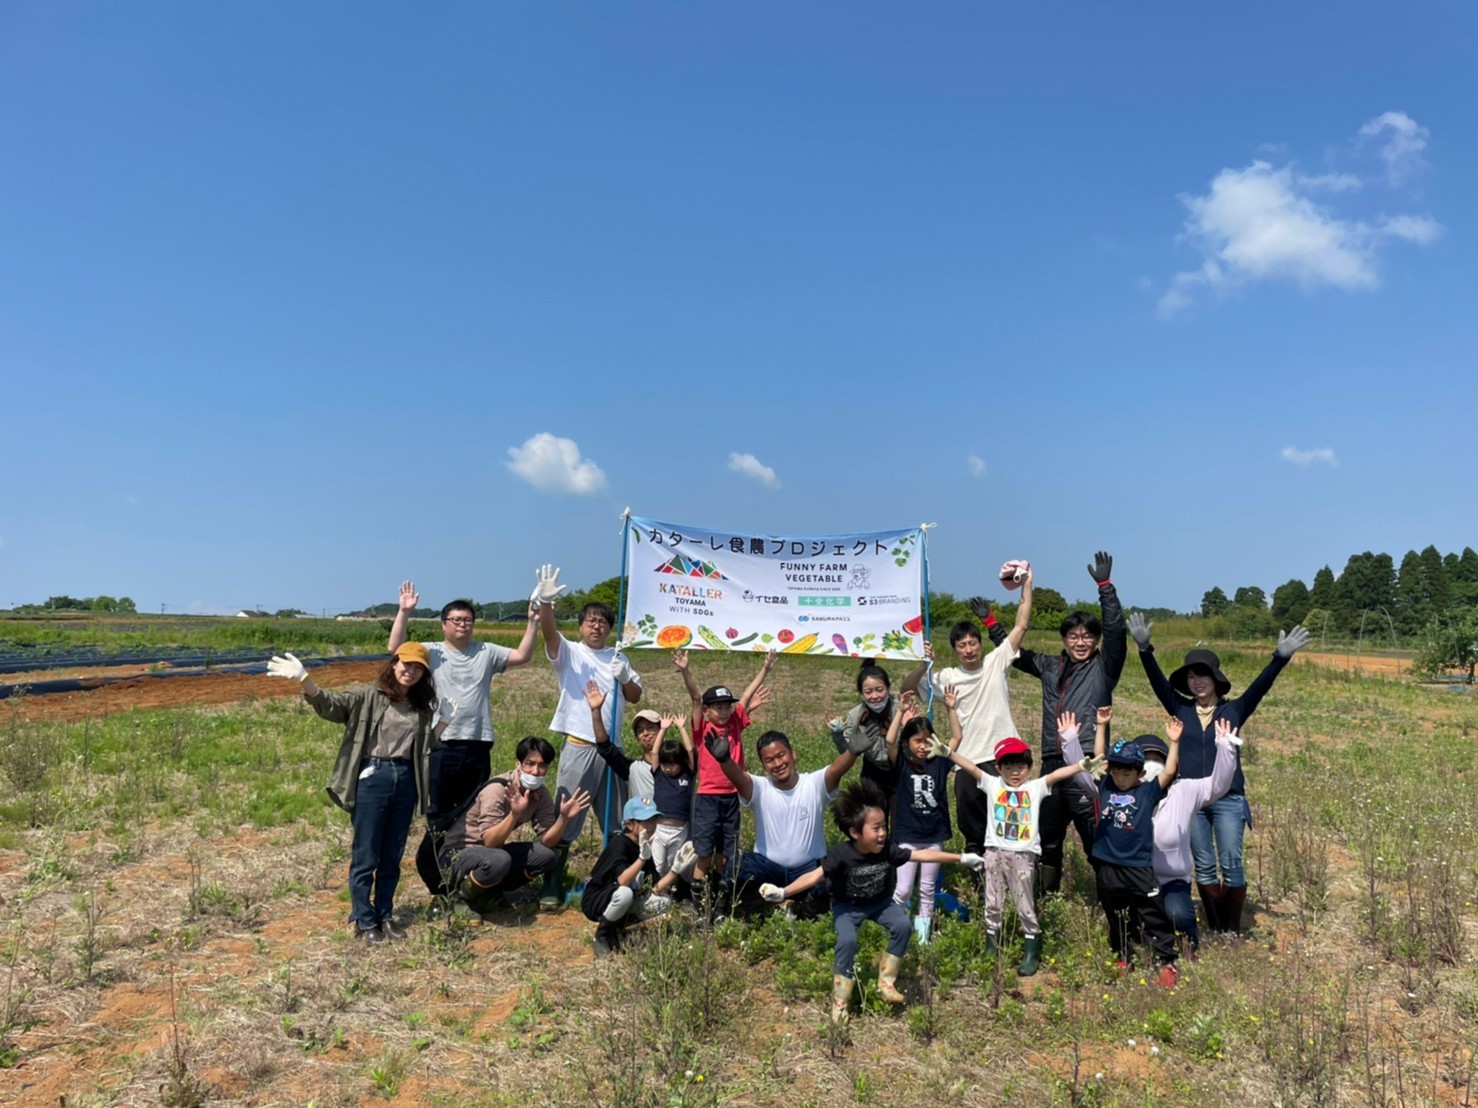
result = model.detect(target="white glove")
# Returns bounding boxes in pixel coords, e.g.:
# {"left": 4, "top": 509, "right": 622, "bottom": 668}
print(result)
{"left": 926, "top": 735, "right": 952, "bottom": 760}
{"left": 759, "top": 883, "right": 786, "bottom": 904}
{"left": 267, "top": 653, "right": 307, "bottom": 682}
{"left": 639, "top": 829, "right": 653, "bottom": 861}
{"left": 532, "top": 564, "right": 566, "bottom": 607}
{"left": 438, "top": 697, "right": 458, "bottom": 722}
{"left": 1276, "top": 625, "right": 1310, "bottom": 658}
{"left": 959, "top": 852, "right": 986, "bottom": 871}
{"left": 1128, "top": 612, "right": 1153, "bottom": 649}
{"left": 1081, "top": 755, "right": 1108, "bottom": 777}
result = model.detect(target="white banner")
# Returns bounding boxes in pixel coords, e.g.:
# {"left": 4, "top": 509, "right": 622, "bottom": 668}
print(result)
{"left": 621, "top": 516, "right": 927, "bottom": 659}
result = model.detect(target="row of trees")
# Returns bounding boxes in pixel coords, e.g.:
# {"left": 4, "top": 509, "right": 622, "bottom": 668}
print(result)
{"left": 12, "top": 595, "right": 138, "bottom": 614}
{"left": 1202, "top": 545, "right": 1478, "bottom": 640}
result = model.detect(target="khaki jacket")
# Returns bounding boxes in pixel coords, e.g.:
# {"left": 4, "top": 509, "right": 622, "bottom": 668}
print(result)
{"left": 305, "top": 684, "right": 438, "bottom": 814}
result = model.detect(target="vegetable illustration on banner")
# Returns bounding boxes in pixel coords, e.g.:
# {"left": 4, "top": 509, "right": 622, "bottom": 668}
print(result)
{"left": 621, "top": 517, "right": 927, "bottom": 659}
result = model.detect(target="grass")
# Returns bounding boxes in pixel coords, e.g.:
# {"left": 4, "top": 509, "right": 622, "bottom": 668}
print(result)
{"left": 0, "top": 627, "right": 1476, "bottom": 1104}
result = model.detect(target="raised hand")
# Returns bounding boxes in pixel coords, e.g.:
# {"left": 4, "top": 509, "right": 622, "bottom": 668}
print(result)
{"left": 1213, "top": 718, "right": 1242, "bottom": 746}
{"left": 926, "top": 734, "right": 952, "bottom": 760}
{"left": 267, "top": 653, "right": 307, "bottom": 682}
{"left": 1087, "top": 551, "right": 1113, "bottom": 585}
{"left": 760, "top": 648, "right": 778, "bottom": 672}
{"left": 583, "top": 678, "right": 607, "bottom": 711}
{"left": 705, "top": 733, "right": 731, "bottom": 764}
{"left": 560, "top": 788, "right": 593, "bottom": 820}
{"left": 1276, "top": 625, "right": 1311, "bottom": 658}
{"left": 1096, "top": 705, "right": 1113, "bottom": 727}
{"left": 506, "top": 775, "right": 530, "bottom": 819}
{"left": 966, "top": 596, "right": 991, "bottom": 620}
{"left": 941, "top": 684, "right": 958, "bottom": 711}
{"left": 1128, "top": 612, "right": 1153, "bottom": 649}
{"left": 750, "top": 685, "right": 774, "bottom": 712}
{"left": 672, "top": 649, "right": 689, "bottom": 671}
{"left": 398, "top": 581, "right": 420, "bottom": 613}
{"left": 532, "top": 564, "right": 566, "bottom": 607}
{"left": 660, "top": 712, "right": 683, "bottom": 732}
{"left": 898, "top": 697, "right": 919, "bottom": 725}
{"left": 1057, "top": 710, "right": 1078, "bottom": 736}
{"left": 1081, "top": 754, "right": 1108, "bottom": 777}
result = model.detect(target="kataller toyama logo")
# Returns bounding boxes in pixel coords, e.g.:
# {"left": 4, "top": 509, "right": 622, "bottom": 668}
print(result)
{"left": 655, "top": 553, "right": 727, "bottom": 580}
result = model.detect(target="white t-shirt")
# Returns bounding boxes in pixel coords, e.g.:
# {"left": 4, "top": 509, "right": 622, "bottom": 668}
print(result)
{"left": 546, "top": 636, "right": 643, "bottom": 742}
{"left": 426, "top": 640, "right": 512, "bottom": 744}
{"left": 743, "top": 767, "right": 835, "bottom": 868}
{"left": 978, "top": 774, "right": 1052, "bottom": 855}
{"left": 930, "top": 642, "right": 1020, "bottom": 764}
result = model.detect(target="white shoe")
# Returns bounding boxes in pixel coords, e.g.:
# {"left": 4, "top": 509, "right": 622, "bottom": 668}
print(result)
{"left": 638, "top": 893, "right": 673, "bottom": 920}
{"left": 672, "top": 841, "right": 699, "bottom": 881}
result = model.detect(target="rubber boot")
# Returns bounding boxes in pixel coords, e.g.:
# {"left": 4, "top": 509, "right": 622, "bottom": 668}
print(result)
{"left": 1221, "top": 885, "right": 1247, "bottom": 934}
{"left": 831, "top": 975, "right": 855, "bottom": 1024}
{"left": 1017, "top": 935, "right": 1043, "bottom": 977}
{"left": 912, "top": 915, "right": 932, "bottom": 945}
{"left": 539, "top": 844, "right": 569, "bottom": 911}
{"left": 985, "top": 930, "right": 999, "bottom": 957}
{"left": 1196, "top": 882, "right": 1224, "bottom": 932}
{"left": 593, "top": 920, "right": 622, "bottom": 957}
{"left": 1037, "top": 864, "right": 1062, "bottom": 898}
{"left": 877, "top": 953, "right": 905, "bottom": 1004}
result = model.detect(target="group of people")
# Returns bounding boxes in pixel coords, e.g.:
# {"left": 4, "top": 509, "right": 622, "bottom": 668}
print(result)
{"left": 268, "top": 552, "right": 1310, "bottom": 1022}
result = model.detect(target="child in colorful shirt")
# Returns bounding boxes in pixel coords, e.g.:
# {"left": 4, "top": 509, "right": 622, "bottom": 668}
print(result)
{"left": 947, "top": 705, "right": 1091, "bottom": 975}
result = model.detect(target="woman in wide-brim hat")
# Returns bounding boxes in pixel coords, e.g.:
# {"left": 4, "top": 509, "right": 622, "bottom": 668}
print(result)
{"left": 267, "top": 642, "right": 444, "bottom": 945}
{"left": 1125, "top": 614, "right": 1309, "bottom": 936}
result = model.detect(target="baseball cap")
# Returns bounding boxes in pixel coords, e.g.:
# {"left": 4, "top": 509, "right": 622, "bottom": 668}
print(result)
{"left": 393, "top": 642, "right": 431, "bottom": 669}
{"left": 631, "top": 709, "right": 663, "bottom": 728}
{"left": 1107, "top": 740, "right": 1146, "bottom": 767}
{"left": 702, "top": 685, "right": 737, "bottom": 706}
{"left": 993, "top": 737, "right": 1031, "bottom": 761}
{"left": 623, "top": 796, "right": 658, "bottom": 821}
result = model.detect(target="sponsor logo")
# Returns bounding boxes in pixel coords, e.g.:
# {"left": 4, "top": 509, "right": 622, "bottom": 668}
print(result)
{"left": 798, "top": 596, "right": 851, "bottom": 608}
{"left": 655, "top": 554, "right": 726, "bottom": 580}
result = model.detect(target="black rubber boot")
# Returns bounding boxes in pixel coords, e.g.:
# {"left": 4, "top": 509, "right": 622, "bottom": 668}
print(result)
{"left": 539, "top": 844, "right": 570, "bottom": 911}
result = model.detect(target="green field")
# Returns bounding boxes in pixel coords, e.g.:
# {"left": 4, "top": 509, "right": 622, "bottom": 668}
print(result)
{"left": 2, "top": 628, "right": 1476, "bottom": 1106}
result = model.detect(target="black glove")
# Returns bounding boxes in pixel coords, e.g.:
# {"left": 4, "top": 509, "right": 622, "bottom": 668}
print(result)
{"left": 1087, "top": 551, "right": 1113, "bottom": 585}
{"left": 706, "top": 733, "right": 731, "bottom": 764}
{"left": 966, "top": 596, "right": 991, "bottom": 620}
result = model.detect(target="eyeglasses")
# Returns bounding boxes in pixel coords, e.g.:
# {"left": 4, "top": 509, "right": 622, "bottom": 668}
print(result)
{"left": 444, "top": 617, "right": 475, "bottom": 626}
{"left": 1064, "top": 631, "right": 1097, "bottom": 643}
{"left": 582, "top": 616, "right": 611, "bottom": 628}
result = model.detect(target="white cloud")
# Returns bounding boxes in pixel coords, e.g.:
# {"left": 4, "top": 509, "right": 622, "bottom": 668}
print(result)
{"left": 966, "top": 455, "right": 986, "bottom": 478}
{"left": 1159, "top": 146, "right": 1442, "bottom": 316}
{"left": 727, "top": 452, "right": 780, "bottom": 489}
{"left": 1359, "top": 111, "right": 1429, "bottom": 185}
{"left": 506, "top": 433, "right": 607, "bottom": 496}
{"left": 1281, "top": 446, "right": 1338, "bottom": 468}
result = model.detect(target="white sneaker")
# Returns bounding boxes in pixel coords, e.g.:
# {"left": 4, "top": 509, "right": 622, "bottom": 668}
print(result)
{"left": 671, "top": 841, "right": 699, "bottom": 881}
{"left": 638, "top": 893, "right": 673, "bottom": 920}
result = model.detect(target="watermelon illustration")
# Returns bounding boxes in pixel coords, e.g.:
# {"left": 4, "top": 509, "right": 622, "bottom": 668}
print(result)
{"left": 904, "top": 615, "right": 924, "bottom": 635}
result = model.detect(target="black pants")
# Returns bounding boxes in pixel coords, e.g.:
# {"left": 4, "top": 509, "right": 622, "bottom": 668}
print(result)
{"left": 1096, "top": 862, "right": 1177, "bottom": 964}
{"left": 1038, "top": 757, "right": 1097, "bottom": 873}
{"left": 428, "top": 740, "right": 492, "bottom": 821}
{"left": 860, "top": 760, "right": 897, "bottom": 818}
{"left": 954, "top": 759, "right": 991, "bottom": 855}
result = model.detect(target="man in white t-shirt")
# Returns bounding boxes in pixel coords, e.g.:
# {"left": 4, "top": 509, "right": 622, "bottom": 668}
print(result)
{"left": 902, "top": 569, "right": 1034, "bottom": 866}
{"left": 388, "top": 581, "right": 540, "bottom": 821}
{"left": 706, "top": 726, "right": 858, "bottom": 919}
{"left": 532, "top": 565, "right": 644, "bottom": 909}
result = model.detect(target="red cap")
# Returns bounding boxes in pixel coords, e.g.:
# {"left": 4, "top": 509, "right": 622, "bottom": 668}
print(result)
{"left": 993, "top": 737, "right": 1030, "bottom": 761}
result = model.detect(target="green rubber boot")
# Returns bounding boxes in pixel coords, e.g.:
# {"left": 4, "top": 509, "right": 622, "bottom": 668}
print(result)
{"left": 1017, "top": 935, "right": 1043, "bottom": 976}
{"left": 539, "top": 844, "right": 569, "bottom": 911}
{"left": 985, "top": 930, "right": 998, "bottom": 957}
{"left": 1036, "top": 864, "right": 1062, "bottom": 898}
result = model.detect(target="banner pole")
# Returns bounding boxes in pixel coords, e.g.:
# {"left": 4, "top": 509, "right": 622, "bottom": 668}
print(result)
{"left": 603, "top": 509, "right": 634, "bottom": 847}
{"left": 919, "top": 523, "right": 935, "bottom": 722}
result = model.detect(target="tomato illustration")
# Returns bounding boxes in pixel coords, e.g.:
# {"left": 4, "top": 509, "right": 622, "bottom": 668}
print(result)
{"left": 777, "top": 629, "right": 795, "bottom": 644}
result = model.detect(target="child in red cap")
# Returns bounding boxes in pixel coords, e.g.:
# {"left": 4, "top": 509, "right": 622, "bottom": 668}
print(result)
{"left": 946, "top": 695, "right": 1095, "bottom": 975}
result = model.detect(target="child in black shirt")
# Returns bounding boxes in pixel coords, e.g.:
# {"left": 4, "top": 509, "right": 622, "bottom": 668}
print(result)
{"left": 771, "top": 780, "right": 983, "bottom": 1023}
{"left": 1090, "top": 732, "right": 1181, "bottom": 986}
{"left": 884, "top": 693, "right": 955, "bottom": 945}
{"left": 582, "top": 797, "right": 680, "bottom": 955}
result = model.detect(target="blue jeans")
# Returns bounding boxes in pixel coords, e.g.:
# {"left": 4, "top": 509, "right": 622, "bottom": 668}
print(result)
{"left": 832, "top": 899, "right": 912, "bottom": 977}
{"left": 1160, "top": 878, "right": 1198, "bottom": 951}
{"left": 349, "top": 759, "right": 418, "bottom": 931}
{"left": 1189, "top": 793, "right": 1249, "bottom": 888}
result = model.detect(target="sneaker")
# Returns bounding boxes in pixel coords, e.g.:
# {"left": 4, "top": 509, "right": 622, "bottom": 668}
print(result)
{"left": 638, "top": 893, "right": 672, "bottom": 920}
{"left": 671, "top": 841, "right": 699, "bottom": 881}
{"left": 379, "top": 919, "right": 408, "bottom": 941}
{"left": 539, "top": 892, "right": 562, "bottom": 912}
{"left": 357, "top": 925, "right": 386, "bottom": 946}
{"left": 1155, "top": 963, "right": 1178, "bottom": 989}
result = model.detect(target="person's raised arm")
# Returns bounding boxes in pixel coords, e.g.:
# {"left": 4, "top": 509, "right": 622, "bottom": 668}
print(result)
{"left": 1233, "top": 625, "right": 1310, "bottom": 721}
{"left": 673, "top": 649, "right": 702, "bottom": 731}
{"left": 388, "top": 581, "right": 418, "bottom": 652}
{"left": 585, "top": 680, "right": 612, "bottom": 745}
{"left": 1208, "top": 718, "right": 1240, "bottom": 802}
{"left": 822, "top": 746, "right": 860, "bottom": 793}
{"left": 706, "top": 732, "right": 753, "bottom": 802}
{"left": 542, "top": 788, "right": 592, "bottom": 848}
{"left": 1005, "top": 569, "right": 1033, "bottom": 652}
{"left": 741, "top": 649, "right": 777, "bottom": 711}
{"left": 1157, "top": 722, "right": 1180, "bottom": 791}
{"left": 505, "top": 598, "right": 542, "bottom": 667}
{"left": 883, "top": 692, "right": 915, "bottom": 766}
{"left": 268, "top": 653, "right": 351, "bottom": 720}
{"left": 532, "top": 564, "right": 566, "bottom": 658}
{"left": 662, "top": 713, "right": 695, "bottom": 760}
{"left": 1129, "top": 614, "right": 1179, "bottom": 714}
{"left": 1052, "top": 710, "right": 1103, "bottom": 792}
{"left": 1089, "top": 552, "right": 1127, "bottom": 685}
{"left": 1094, "top": 705, "right": 1111, "bottom": 759}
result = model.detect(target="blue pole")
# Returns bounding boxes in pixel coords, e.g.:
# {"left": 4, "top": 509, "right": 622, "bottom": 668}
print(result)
{"left": 603, "top": 512, "right": 634, "bottom": 846}
{"left": 919, "top": 525, "right": 934, "bottom": 723}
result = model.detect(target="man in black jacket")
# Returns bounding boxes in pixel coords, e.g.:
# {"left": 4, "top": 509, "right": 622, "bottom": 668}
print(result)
{"left": 979, "top": 551, "right": 1126, "bottom": 895}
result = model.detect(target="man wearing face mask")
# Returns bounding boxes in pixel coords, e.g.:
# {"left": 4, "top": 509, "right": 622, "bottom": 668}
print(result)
{"left": 439, "top": 736, "right": 592, "bottom": 917}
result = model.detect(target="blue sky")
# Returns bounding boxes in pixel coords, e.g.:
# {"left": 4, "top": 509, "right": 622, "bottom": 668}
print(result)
{"left": 3, "top": 3, "right": 1474, "bottom": 616}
